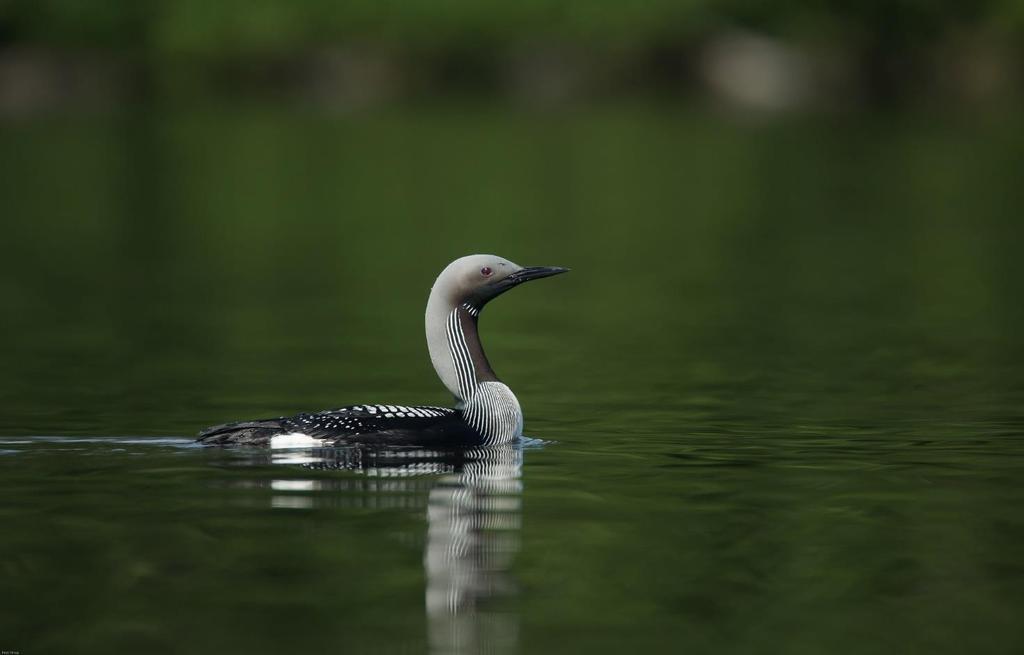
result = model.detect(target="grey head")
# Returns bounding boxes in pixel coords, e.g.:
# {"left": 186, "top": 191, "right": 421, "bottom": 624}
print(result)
{"left": 425, "top": 254, "right": 568, "bottom": 402}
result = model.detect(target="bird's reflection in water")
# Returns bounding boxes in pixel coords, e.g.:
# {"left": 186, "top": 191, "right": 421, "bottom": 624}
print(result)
{"left": 242, "top": 443, "right": 523, "bottom": 655}
{"left": 424, "top": 445, "right": 521, "bottom": 655}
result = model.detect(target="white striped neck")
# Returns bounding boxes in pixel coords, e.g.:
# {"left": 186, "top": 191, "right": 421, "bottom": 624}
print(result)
{"left": 427, "top": 288, "right": 494, "bottom": 399}
{"left": 444, "top": 306, "right": 523, "bottom": 443}
{"left": 445, "top": 304, "right": 499, "bottom": 395}
{"left": 425, "top": 300, "right": 523, "bottom": 443}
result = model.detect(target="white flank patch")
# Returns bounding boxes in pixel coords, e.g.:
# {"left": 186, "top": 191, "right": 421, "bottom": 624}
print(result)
{"left": 270, "top": 432, "right": 325, "bottom": 449}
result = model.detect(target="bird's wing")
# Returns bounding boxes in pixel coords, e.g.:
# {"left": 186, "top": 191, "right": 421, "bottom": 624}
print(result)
{"left": 283, "top": 404, "right": 458, "bottom": 439}
{"left": 197, "top": 404, "right": 475, "bottom": 447}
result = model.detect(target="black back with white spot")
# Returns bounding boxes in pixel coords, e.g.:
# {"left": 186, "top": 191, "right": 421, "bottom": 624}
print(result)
{"left": 197, "top": 404, "right": 479, "bottom": 447}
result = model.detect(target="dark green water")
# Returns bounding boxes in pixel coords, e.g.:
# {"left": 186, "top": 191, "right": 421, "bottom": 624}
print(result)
{"left": 1, "top": 105, "right": 1023, "bottom": 654}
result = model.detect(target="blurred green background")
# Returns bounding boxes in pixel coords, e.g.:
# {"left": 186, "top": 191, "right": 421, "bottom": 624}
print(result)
{"left": 1, "top": 0, "right": 1023, "bottom": 110}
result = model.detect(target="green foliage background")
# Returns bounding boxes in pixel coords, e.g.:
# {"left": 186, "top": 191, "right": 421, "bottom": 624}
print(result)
{"left": 2, "top": 0, "right": 1022, "bottom": 57}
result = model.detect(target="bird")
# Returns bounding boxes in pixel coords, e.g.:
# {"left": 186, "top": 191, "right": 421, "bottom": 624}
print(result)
{"left": 196, "top": 254, "right": 568, "bottom": 447}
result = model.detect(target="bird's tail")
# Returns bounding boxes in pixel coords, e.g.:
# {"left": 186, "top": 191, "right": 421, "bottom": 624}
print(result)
{"left": 196, "top": 419, "right": 285, "bottom": 446}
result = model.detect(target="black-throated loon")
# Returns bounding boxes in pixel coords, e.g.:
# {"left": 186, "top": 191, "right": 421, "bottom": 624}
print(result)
{"left": 197, "top": 254, "right": 568, "bottom": 448}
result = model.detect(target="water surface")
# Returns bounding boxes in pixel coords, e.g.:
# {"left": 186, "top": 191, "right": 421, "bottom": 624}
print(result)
{"left": 1, "top": 105, "right": 1023, "bottom": 654}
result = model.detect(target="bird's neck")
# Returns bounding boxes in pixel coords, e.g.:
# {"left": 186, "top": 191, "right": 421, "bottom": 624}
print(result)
{"left": 425, "top": 297, "right": 499, "bottom": 404}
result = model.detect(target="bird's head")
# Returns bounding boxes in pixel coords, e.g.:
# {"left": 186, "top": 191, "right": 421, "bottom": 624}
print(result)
{"left": 433, "top": 254, "right": 569, "bottom": 310}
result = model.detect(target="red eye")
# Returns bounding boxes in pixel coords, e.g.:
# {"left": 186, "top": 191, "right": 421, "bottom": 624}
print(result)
{"left": 480, "top": 266, "right": 493, "bottom": 277}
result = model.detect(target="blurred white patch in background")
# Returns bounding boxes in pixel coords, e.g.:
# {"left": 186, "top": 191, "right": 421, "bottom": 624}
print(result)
{"left": 700, "top": 31, "right": 815, "bottom": 111}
